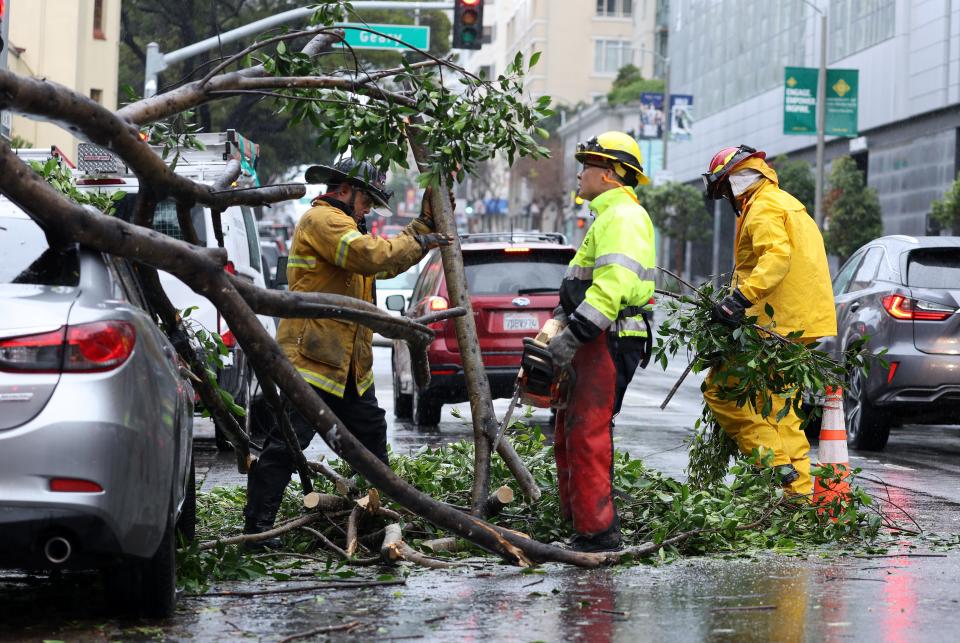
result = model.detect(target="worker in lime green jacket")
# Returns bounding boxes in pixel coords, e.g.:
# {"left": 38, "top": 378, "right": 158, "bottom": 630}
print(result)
{"left": 701, "top": 145, "right": 837, "bottom": 497}
{"left": 548, "top": 131, "right": 657, "bottom": 552}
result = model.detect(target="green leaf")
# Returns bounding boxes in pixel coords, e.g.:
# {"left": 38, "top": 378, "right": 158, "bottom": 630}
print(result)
{"left": 529, "top": 51, "right": 542, "bottom": 69}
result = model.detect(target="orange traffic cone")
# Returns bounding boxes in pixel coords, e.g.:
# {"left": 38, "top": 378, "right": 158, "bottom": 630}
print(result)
{"left": 813, "top": 386, "right": 851, "bottom": 513}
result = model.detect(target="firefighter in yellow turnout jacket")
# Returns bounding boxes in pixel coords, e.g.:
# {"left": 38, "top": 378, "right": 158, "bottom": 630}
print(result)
{"left": 549, "top": 131, "right": 656, "bottom": 552}
{"left": 701, "top": 145, "right": 837, "bottom": 497}
{"left": 244, "top": 158, "right": 451, "bottom": 543}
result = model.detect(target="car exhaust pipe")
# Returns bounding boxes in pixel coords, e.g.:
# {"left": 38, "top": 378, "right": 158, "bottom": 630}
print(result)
{"left": 43, "top": 536, "right": 72, "bottom": 565}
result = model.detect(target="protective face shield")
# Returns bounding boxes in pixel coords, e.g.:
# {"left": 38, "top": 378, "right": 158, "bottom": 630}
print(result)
{"left": 701, "top": 145, "right": 766, "bottom": 200}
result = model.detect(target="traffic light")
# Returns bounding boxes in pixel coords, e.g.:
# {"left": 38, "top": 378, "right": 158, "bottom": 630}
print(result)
{"left": 452, "top": 0, "right": 484, "bottom": 50}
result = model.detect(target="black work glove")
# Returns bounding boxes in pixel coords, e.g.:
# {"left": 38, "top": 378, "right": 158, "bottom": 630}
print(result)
{"left": 548, "top": 327, "right": 582, "bottom": 372}
{"left": 712, "top": 288, "right": 752, "bottom": 327}
{"left": 418, "top": 187, "right": 456, "bottom": 230}
{"left": 552, "top": 305, "right": 569, "bottom": 325}
{"left": 414, "top": 233, "right": 454, "bottom": 251}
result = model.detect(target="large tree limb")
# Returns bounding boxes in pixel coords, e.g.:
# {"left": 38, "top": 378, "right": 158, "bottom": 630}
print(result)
{"left": 0, "top": 71, "right": 305, "bottom": 209}
{"left": 404, "top": 120, "right": 540, "bottom": 510}
{"left": 118, "top": 31, "right": 344, "bottom": 125}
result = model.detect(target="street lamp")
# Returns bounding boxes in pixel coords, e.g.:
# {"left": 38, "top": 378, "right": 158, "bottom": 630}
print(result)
{"left": 801, "top": 0, "right": 828, "bottom": 228}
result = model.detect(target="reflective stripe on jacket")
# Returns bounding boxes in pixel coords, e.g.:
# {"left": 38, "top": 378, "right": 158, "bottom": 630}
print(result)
{"left": 732, "top": 157, "right": 837, "bottom": 339}
{"left": 277, "top": 201, "right": 429, "bottom": 397}
{"left": 560, "top": 187, "right": 657, "bottom": 343}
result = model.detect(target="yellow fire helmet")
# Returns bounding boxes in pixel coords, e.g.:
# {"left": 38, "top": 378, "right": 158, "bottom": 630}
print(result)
{"left": 575, "top": 131, "right": 650, "bottom": 186}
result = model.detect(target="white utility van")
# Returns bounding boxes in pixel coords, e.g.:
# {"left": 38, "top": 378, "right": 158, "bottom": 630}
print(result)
{"left": 17, "top": 133, "right": 278, "bottom": 451}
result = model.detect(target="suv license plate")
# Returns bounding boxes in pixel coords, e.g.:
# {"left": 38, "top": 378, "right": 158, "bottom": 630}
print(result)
{"left": 503, "top": 313, "right": 539, "bottom": 331}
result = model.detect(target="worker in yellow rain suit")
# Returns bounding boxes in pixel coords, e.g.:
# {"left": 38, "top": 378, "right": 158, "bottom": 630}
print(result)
{"left": 701, "top": 145, "right": 837, "bottom": 496}
{"left": 243, "top": 158, "right": 451, "bottom": 546}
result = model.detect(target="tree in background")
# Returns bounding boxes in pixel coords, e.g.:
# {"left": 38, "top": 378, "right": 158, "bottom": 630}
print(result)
{"left": 119, "top": 0, "right": 451, "bottom": 181}
{"left": 606, "top": 64, "right": 665, "bottom": 106}
{"left": 769, "top": 154, "right": 814, "bottom": 215}
{"left": 638, "top": 181, "right": 712, "bottom": 275}
{"left": 930, "top": 172, "right": 960, "bottom": 235}
{"left": 824, "top": 156, "right": 883, "bottom": 262}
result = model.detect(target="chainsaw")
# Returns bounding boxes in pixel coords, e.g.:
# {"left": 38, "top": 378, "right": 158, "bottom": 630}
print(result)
{"left": 492, "top": 319, "right": 573, "bottom": 451}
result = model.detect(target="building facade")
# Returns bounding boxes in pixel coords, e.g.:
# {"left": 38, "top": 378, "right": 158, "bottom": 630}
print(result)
{"left": 667, "top": 0, "right": 960, "bottom": 237}
{"left": 460, "top": 0, "right": 663, "bottom": 234}
{"left": 4, "top": 0, "right": 121, "bottom": 159}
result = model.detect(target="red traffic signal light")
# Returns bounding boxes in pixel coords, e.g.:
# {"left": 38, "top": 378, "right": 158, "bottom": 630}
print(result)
{"left": 453, "top": 0, "right": 484, "bottom": 50}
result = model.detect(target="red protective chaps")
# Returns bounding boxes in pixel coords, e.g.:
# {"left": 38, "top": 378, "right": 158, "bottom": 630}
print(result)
{"left": 553, "top": 331, "right": 617, "bottom": 536}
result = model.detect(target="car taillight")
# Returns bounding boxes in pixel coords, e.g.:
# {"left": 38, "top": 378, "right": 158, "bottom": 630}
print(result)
{"left": 0, "top": 327, "right": 66, "bottom": 372}
{"left": 64, "top": 321, "right": 136, "bottom": 371}
{"left": 0, "top": 322, "right": 135, "bottom": 373}
{"left": 881, "top": 295, "right": 954, "bottom": 321}
{"left": 887, "top": 361, "right": 899, "bottom": 384}
{"left": 221, "top": 329, "right": 237, "bottom": 348}
{"left": 224, "top": 261, "right": 236, "bottom": 275}
{"left": 428, "top": 296, "right": 449, "bottom": 311}
{"left": 50, "top": 478, "right": 104, "bottom": 493}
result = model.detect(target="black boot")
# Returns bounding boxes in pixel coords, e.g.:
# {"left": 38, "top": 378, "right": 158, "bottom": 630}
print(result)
{"left": 242, "top": 449, "right": 294, "bottom": 552}
{"left": 565, "top": 518, "right": 623, "bottom": 553}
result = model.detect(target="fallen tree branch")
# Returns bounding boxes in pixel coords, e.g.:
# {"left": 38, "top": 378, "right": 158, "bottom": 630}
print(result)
{"left": 196, "top": 512, "right": 325, "bottom": 551}
{"left": 345, "top": 507, "right": 362, "bottom": 557}
{"left": 307, "top": 459, "right": 357, "bottom": 496}
{"left": 195, "top": 580, "right": 403, "bottom": 598}
{"left": 279, "top": 620, "right": 364, "bottom": 642}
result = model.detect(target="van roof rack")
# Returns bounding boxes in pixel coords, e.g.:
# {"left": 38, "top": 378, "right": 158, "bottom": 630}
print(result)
{"left": 74, "top": 129, "right": 260, "bottom": 187}
{"left": 13, "top": 145, "right": 76, "bottom": 169}
{"left": 459, "top": 231, "right": 568, "bottom": 245}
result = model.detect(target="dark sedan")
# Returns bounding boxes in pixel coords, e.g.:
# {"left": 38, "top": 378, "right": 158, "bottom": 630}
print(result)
{"left": 820, "top": 236, "right": 960, "bottom": 450}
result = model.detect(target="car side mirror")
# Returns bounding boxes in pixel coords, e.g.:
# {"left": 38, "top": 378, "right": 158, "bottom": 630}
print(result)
{"left": 385, "top": 294, "right": 406, "bottom": 312}
{"left": 272, "top": 256, "right": 288, "bottom": 289}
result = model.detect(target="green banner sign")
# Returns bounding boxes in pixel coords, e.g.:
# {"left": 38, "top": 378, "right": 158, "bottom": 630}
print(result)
{"left": 826, "top": 68, "right": 858, "bottom": 137}
{"left": 784, "top": 66, "right": 859, "bottom": 137}
{"left": 784, "top": 66, "right": 818, "bottom": 135}
{"left": 337, "top": 23, "right": 431, "bottom": 51}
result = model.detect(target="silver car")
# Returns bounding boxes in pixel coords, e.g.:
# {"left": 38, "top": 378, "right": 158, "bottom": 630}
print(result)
{"left": 0, "top": 201, "right": 195, "bottom": 617}
{"left": 821, "top": 235, "right": 960, "bottom": 450}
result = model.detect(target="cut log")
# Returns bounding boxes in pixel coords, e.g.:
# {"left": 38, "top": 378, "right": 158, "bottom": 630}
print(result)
{"left": 379, "top": 523, "right": 404, "bottom": 564}
{"left": 422, "top": 537, "right": 460, "bottom": 553}
{"left": 302, "top": 493, "right": 350, "bottom": 512}
{"left": 482, "top": 485, "right": 515, "bottom": 518}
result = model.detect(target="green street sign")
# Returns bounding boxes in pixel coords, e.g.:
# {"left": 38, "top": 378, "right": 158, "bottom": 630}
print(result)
{"left": 784, "top": 66, "right": 818, "bottom": 135}
{"left": 826, "top": 68, "right": 858, "bottom": 137}
{"left": 337, "top": 23, "right": 431, "bottom": 51}
{"left": 784, "top": 66, "right": 859, "bottom": 137}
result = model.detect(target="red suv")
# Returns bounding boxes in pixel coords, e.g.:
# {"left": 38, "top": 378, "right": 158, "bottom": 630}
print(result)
{"left": 389, "top": 233, "right": 576, "bottom": 425}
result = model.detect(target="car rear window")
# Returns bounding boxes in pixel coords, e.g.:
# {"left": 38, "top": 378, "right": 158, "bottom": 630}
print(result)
{"left": 153, "top": 200, "right": 208, "bottom": 245}
{"left": 1, "top": 216, "right": 80, "bottom": 286}
{"left": 907, "top": 249, "right": 960, "bottom": 288}
{"left": 463, "top": 251, "right": 570, "bottom": 295}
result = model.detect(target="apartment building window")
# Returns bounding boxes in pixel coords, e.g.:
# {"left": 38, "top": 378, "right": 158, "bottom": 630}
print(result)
{"left": 90, "top": 89, "right": 103, "bottom": 104}
{"left": 93, "top": 0, "right": 106, "bottom": 40}
{"left": 594, "top": 39, "right": 633, "bottom": 74}
{"left": 597, "top": 0, "right": 633, "bottom": 18}
{"left": 829, "top": 0, "right": 895, "bottom": 62}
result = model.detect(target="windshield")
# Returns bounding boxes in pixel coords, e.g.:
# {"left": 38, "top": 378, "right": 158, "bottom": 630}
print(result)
{"left": 378, "top": 269, "right": 420, "bottom": 289}
{"left": 1, "top": 216, "right": 80, "bottom": 286}
{"left": 464, "top": 252, "right": 570, "bottom": 295}
{"left": 907, "top": 249, "right": 960, "bottom": 288}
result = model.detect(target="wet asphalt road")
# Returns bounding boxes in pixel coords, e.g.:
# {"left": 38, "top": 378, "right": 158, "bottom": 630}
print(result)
{"left": 3, "top": 346, "right": 960, "bottom": 641}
